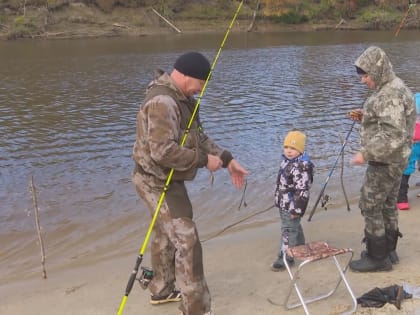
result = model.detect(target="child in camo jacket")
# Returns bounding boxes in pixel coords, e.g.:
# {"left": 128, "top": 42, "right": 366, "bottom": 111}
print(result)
{"left": 271, "top": 130, "right": 314, "bottom": 271}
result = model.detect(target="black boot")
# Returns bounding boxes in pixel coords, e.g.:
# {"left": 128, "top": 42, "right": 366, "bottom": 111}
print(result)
{"left": 350, "top": 231, "right": 392, "bottom": 272}
{"left": 270, "top": 252, "right": 294, "bottom": 271}
{"left": 361, "top": 229, "right": 402, "bottom": 264}
{"left": 360, "top": 249, "right": 399, "bottom": 265}
{"left": 389, "top": 251, "right": 399, "bottom": 264}
{"left": 386, "top": 228, "right": 402, "bottom": 264}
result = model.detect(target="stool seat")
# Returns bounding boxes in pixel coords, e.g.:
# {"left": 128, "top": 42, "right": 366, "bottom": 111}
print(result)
{"left": 283, "top": 241, "right": 357, "bottom": 315}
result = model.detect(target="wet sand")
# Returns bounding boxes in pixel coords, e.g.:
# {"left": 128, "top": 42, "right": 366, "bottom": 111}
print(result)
{"left": 2, "top": 184, "right": 420, "bottom": 315}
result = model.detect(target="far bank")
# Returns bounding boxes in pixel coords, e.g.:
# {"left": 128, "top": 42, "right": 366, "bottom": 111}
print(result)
{"left": 0, "top": 3, "right": 419, "bottom": 40}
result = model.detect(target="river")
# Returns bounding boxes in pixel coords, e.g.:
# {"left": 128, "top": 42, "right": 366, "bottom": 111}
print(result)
{"left": 1, "top": 30, "right": 420, "bottom": 283}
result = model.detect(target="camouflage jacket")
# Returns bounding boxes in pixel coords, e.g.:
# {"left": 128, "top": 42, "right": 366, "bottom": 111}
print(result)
{"left": 355, "top": 46, "right": 416, "bottom": 164}
{"left": 132, "top": 71, "right": 232, "bottom": 182}
{"left": 274, "top": 152, "right": 314, "bottom": 217}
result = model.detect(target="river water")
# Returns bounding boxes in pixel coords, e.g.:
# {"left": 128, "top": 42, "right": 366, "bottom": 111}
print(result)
{"left": 1, "top": 30, "right": 420, "bottom": 282}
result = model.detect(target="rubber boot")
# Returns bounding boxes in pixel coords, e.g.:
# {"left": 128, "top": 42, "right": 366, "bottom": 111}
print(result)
{"left": 397, "top": 175, "right": 410, "bottom": 210}
{"left": 360, "top": 229, "right": 401, "bottom": 264}
{"left": 350, "top": 230, "right": 392, "bottom": 272}
{"left": 360, "top": 249, "right": 400, "bottom": 265}
{"left": 270, "top": 252, "right": 294, "bottom": 271}
{"left": 386, "top": 228, "right": 402, "bottom": 264}
{"left": 389, "top": 251, "right": 399, "bottom": 264}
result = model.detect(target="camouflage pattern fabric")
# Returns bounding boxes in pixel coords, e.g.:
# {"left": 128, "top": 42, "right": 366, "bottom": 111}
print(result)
{"left": 274, "top": 151, "right": 314, "bottom": 217}
{"left": 355, "top": 46, "right": 416, "bottom": 164}
{"left": 355, "top": 46, "right": 416, "bottom": 237}
{"left": 359, "top": 163, "right": 405, "bottom": 236}
{"left": 132, "top": 171, "right": 211, "bottom": 315}
{"left": 132, "top": 72, "right": 232, "bottom": 182}
{"left": 286, "top": 241, "right": 351, "bottom": 262}
{"left": 274, "top": 151, "right": 313, "bottom": 255}
{"left": 131, "top": 71, "right": 235, "bottom": 314}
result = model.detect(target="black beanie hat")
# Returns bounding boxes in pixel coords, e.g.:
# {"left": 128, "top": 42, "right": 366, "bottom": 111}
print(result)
{"left": 174, "top": 52, "right": 211, "bottom": 81}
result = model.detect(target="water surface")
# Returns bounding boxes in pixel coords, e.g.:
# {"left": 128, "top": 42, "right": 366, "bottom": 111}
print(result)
{"left": 1, "top": 30, "right": 420, "bottom": 282}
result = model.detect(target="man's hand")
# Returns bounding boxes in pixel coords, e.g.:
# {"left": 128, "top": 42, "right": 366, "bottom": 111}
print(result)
{"left": 227, "top": 159, "right": 249, "bottom": 189}
{"left": 351, "top": 152, "right": 365, "bottom": 165}
{"left": 206, "top": 154, "right": 223, "bottom": 172}
{"left": 348, "top": 109, "right": 363, "bottom": 122}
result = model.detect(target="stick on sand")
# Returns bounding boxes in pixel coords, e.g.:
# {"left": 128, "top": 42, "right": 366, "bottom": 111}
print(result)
{"left": 30, "top": 175, "right": 47, "bottom": 279}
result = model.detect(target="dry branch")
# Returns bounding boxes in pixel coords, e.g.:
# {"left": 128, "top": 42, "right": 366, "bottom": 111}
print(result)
{"left": 30, "top": 175, "right": 47, "bottom": 279}
{"left": 151, "top": 8, "right": 182, "bottom": 33}
{"left": 247, "top": 0, "right": 260, "bottom": 32}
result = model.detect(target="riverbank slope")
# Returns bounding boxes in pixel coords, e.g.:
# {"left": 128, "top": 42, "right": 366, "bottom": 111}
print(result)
{"left": 0, "top": 2, "right": 419, "bottom": 40}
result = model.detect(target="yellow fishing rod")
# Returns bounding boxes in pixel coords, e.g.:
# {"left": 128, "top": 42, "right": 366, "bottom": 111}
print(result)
{"left": 117, "top": 1, "right": 244, "bottom": 314}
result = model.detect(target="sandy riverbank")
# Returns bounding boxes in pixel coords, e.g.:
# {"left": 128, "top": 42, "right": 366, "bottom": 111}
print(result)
{"left": 2, "top": 184, "right": 420, "bottom": 315}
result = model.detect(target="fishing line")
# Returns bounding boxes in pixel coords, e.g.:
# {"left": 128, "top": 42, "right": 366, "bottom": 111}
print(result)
{"left": 205, "top": 119, "right": 359, "bottom": 240}
{"left": 117, "top": 2, "right": 244, "bottom": 314}
{"left": 307, "top": 120, "right": 356, "bottom": 221}
{"left": 202, "top": 204, "right": 275, "bottom": 243}
{"left": 237, "top": 179, "right": 248, "bottom": 210}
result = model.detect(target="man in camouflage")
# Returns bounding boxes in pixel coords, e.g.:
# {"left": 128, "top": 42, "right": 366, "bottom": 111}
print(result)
{"left": 349, "top": 46, "right": 416, "bottom": 272}
{"left": 132, "top": 52, "right": 248, "bottom": 315}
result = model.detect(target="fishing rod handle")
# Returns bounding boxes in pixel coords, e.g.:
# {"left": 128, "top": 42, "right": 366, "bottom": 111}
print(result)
{"left": 125, "top": 255, "right": 143, "bottom": 295}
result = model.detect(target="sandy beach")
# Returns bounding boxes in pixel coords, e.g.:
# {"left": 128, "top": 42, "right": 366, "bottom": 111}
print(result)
{"left": 2, "top": 182, "right": 420, "bottom": 315}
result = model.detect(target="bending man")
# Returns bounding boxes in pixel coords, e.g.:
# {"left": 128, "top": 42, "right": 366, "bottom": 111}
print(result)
{"left": 132, "top": 52, "right": 248, "bottom": 314}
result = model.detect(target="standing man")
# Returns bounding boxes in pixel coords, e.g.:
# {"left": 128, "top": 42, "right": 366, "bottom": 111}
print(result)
{"left": 349, "top": 46, "right": 416, "bottom": 272}
{"left": 132, "top": 52, "right": 248, "bottom": 315}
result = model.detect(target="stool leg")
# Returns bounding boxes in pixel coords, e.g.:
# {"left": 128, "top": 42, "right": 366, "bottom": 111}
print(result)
{"left": 332, "top": 254, "right": 357, "bottom": 315}
{"left": 284, "top": 265, "right": 310, "bottom": 315}
{"left": 283, "top": 251, "right": 357, "bottom": 315}
{"left": 284, "top": 259, "right": 311, "bottom": 315}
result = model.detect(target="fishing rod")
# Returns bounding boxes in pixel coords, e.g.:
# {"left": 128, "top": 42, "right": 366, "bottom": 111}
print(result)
{"left": 394, "top": 2, "right": 416, "bottom": 37}
{"left": 116, "top": 2, "right": 244, "bottom": 314}
{"left": 307, "top": 120, "right": 356, "bottom": 222}
{"left": 340, "top": 136, "right": 351, "bottom": 212}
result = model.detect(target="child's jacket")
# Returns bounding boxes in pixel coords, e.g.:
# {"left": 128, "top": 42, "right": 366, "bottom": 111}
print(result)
{"left": 274, "top": 152, "right": 314, "bottom": 217}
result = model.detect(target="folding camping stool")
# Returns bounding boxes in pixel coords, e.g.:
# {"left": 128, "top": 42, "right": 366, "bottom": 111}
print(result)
{"left": 283, "top": 241, "right": 357, "bottom": 315}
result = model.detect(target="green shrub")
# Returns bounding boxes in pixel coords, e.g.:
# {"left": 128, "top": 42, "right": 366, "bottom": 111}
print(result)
{"left": 10, "top": 15, "right": 39, "bottom": 37}
{"left": 14, "top": 15, "right": 25, "bottom": 24}
{"left": 358, "top": 6, "right": 400, "bottom": 24}
{"left": 274, "top": 11, "right": 309, "bottom": 24}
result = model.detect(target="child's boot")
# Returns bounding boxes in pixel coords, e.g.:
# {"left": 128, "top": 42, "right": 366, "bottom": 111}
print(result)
{"left": 397, "top": 175, "right": 410, "bottom": 210}
{"left": 270, "top": 253, "right": 294, "bottom": 271}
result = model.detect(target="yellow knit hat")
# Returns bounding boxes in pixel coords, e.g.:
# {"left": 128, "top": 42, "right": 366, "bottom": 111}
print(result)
{"left": 284, "top": 130, "right": 306, "bottom": 153}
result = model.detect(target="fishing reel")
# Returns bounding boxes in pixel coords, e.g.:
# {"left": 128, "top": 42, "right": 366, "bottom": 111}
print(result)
{"left": 137, "top": 266, "right": 153, "bottom": 290}
{"left": 321, "top": 194, "right": 330, "bottom": 210}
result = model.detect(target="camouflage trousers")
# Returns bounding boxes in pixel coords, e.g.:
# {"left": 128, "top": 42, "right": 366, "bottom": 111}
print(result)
{"left": 132, "top": 171, "right": 211, "bottom": 315}
{"left": 359, "top": 163, "right": 405, "bottom": 237}
{"left": 277, "top": 210, "right": 305, "bottom": 256}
